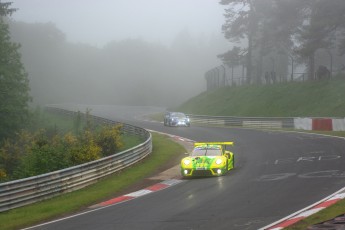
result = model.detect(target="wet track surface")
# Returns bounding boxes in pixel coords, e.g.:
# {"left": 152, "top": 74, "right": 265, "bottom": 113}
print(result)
{"left": 28, "top": 105, "right": 345, "bottom": 230}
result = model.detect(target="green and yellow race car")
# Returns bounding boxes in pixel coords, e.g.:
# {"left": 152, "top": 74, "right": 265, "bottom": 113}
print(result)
{"left": 181, "top": 142, "right": 235, "bottom": 177}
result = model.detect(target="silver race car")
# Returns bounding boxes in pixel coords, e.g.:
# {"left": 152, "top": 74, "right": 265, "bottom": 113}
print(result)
{"left": 164, "top": 112, "right": 190, "bottom": 127}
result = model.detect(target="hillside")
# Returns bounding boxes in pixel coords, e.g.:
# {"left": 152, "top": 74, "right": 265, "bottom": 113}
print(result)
{"left": 175, "top": 76, "right": 345, "bottom": 117}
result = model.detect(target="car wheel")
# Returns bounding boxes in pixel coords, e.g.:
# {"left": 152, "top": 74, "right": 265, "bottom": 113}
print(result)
{"left": 227, "top": 159, "right": 234, "bottom": 171}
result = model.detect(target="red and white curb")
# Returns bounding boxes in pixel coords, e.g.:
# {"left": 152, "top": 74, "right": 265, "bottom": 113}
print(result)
{"left": 92, "top": 179, "right": 183, "bottom": 208}
{"left": 23, "top": 179, "right": 184, "bottom": 230}
{"left": 148, "top": 129, "right": 195, "bottom": 143}
{"left": 89, "top": 131, "right": 190, "bottom": 208}
{"left": 260, "top": 188, "right": 345, "bottom": 229}
{"left": 91, "top": 130, "right": 192, "bottom": 209}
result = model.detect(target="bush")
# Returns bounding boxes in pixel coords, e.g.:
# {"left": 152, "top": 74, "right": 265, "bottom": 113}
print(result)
{"left": 0, "top": 130, "right": 33, "bottom": 180}
{"left": 0, "top": 124, "right": 123, "bottom": 182}
{"left": 69, "top": 130, "right": 102, "bottom": 165}
{"left": 8, "top": 129, "right": 70, "bottom": 179}
{"left": 96, "top": 124, "right": 123, "bottom": 156}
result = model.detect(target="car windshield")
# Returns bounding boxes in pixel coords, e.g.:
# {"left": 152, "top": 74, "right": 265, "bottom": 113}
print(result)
{"left": 191, "top": 146, "right": 222, "bottom": 156}
{"left": 171, "top": 113, "right": 186, "bottom": 118}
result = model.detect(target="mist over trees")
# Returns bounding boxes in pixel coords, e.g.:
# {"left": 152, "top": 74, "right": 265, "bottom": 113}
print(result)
{"left": 219, "top": 0, "right": 345, "bottom": 83}
{"left": 6, "top": 1, "right": 345, "bottom": 110}
{"left": 8, "top": 20, "right": 229, "bottom": 107}
{"left": 0, "top": 2, "right": 30, "bottom": 140}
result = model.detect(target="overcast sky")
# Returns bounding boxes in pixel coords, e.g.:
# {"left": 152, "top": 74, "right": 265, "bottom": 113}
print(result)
{"left": 10, "top": 0, "right": 226, "bottom": 47}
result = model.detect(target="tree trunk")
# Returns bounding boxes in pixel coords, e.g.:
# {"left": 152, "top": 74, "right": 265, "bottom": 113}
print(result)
{"left": 246, "top": 40, "right": 252, "bottom": 84}
{"left": 246, "top": 2, "right": 254, "bottom": 84}
{"left": 257, "top": 46, "right": 264, "bottom": 85}
{"left": 308, "top": 53, "right": 315, "bottom": 81}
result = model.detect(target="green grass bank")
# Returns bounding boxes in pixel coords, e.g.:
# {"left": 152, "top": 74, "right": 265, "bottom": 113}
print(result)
{"left": 176, "top": 76, "right": 345, "bottom": 117}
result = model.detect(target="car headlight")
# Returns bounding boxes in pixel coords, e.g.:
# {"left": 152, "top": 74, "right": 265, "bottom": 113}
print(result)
{"left": 215, "top": 159, "right": 223, "bottom": 165}
{"left": 183, "top": 159, "right": 191, "bottom": 165}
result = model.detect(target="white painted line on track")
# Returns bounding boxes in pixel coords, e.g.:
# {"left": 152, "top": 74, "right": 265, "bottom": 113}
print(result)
{"left": 21, "top": 179, "right": 184, "bottom": 230}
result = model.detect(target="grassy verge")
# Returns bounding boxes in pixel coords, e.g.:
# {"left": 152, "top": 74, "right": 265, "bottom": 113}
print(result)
{"left": 302, "top": 130, "right": 345, "bottom": 138}
{"left": 175, "top": 76, "right": 345, "bottom": 117}
{"left": 0, "top": 132, "right": 185, "bottom": 230}
{"left": 285, "top": 198, "right": 345, "bottom": 229}
{"left": 147, "top": 112, "right": 164, "bottom": 123}
{"left": 120, "top": 134, "right": 143, "bottom": 150}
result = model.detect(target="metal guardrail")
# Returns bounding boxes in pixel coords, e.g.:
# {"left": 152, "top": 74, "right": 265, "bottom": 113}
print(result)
{"left": 187, "top": 114, "right": 295, "bottom": 129}
{"left": 0, "top": 107, "right": 152, "bottom": 212}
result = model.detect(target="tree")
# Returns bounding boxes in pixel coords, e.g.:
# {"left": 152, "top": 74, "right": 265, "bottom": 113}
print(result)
{"left": 220, "top": 0, "right": 308, "bottom": 84}
{"left": 0, "top": 1, "right": 31, "bottom": 140}
{"left": 220, "top": 0, "right": 258, "bottom": 84}
{"left": 295, "top": 0, "right": 345, "bottom": 80}
{"left": 218, "top": 46, "right": 241, "bottom": 85}
{"left": 0, "top": 1, "right": 15, "bottom": 16}
{"left": 220, "top": 0, "right": 345, "bottom": 82}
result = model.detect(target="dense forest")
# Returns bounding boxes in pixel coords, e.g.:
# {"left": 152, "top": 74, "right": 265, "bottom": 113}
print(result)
{"left": 8, "top": 20, "right": 229, "bottom": 107}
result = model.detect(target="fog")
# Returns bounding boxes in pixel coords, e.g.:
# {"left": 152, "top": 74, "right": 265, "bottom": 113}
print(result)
{"left": 8, "top": 0, "right": 231, "bottom": 107}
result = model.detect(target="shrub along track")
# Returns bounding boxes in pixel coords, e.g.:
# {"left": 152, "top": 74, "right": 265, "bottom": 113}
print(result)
{"left": 0, "top": 132, "right": 187, "bottom": 230}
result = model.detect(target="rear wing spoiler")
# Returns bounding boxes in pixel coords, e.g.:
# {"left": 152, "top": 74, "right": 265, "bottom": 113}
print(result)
{"left": 194, "top": 142, "right": 234, "bottom": 147}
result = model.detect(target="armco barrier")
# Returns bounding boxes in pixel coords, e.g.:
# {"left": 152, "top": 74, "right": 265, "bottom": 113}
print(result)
{"left": 294, "top": 117, "right": 313, "bottom": 130}
{"left": 0, "top": 107, "right": 152, "bottom": 212}
{"left": 333, "top": 118, "right": 345, "bottom": 131}
{"left": 312, "top": 118, "right": 333, "bottom": 131}
{"left": 187, "top": 114, "right": 295, "bottom": 129}
{"left": 187, "top": 114, "right": 345, "bottom": 131}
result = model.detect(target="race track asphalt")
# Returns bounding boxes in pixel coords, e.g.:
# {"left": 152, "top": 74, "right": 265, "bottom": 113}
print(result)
{"left": 27, "top": 105, "right": 345, "bottom": 230}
